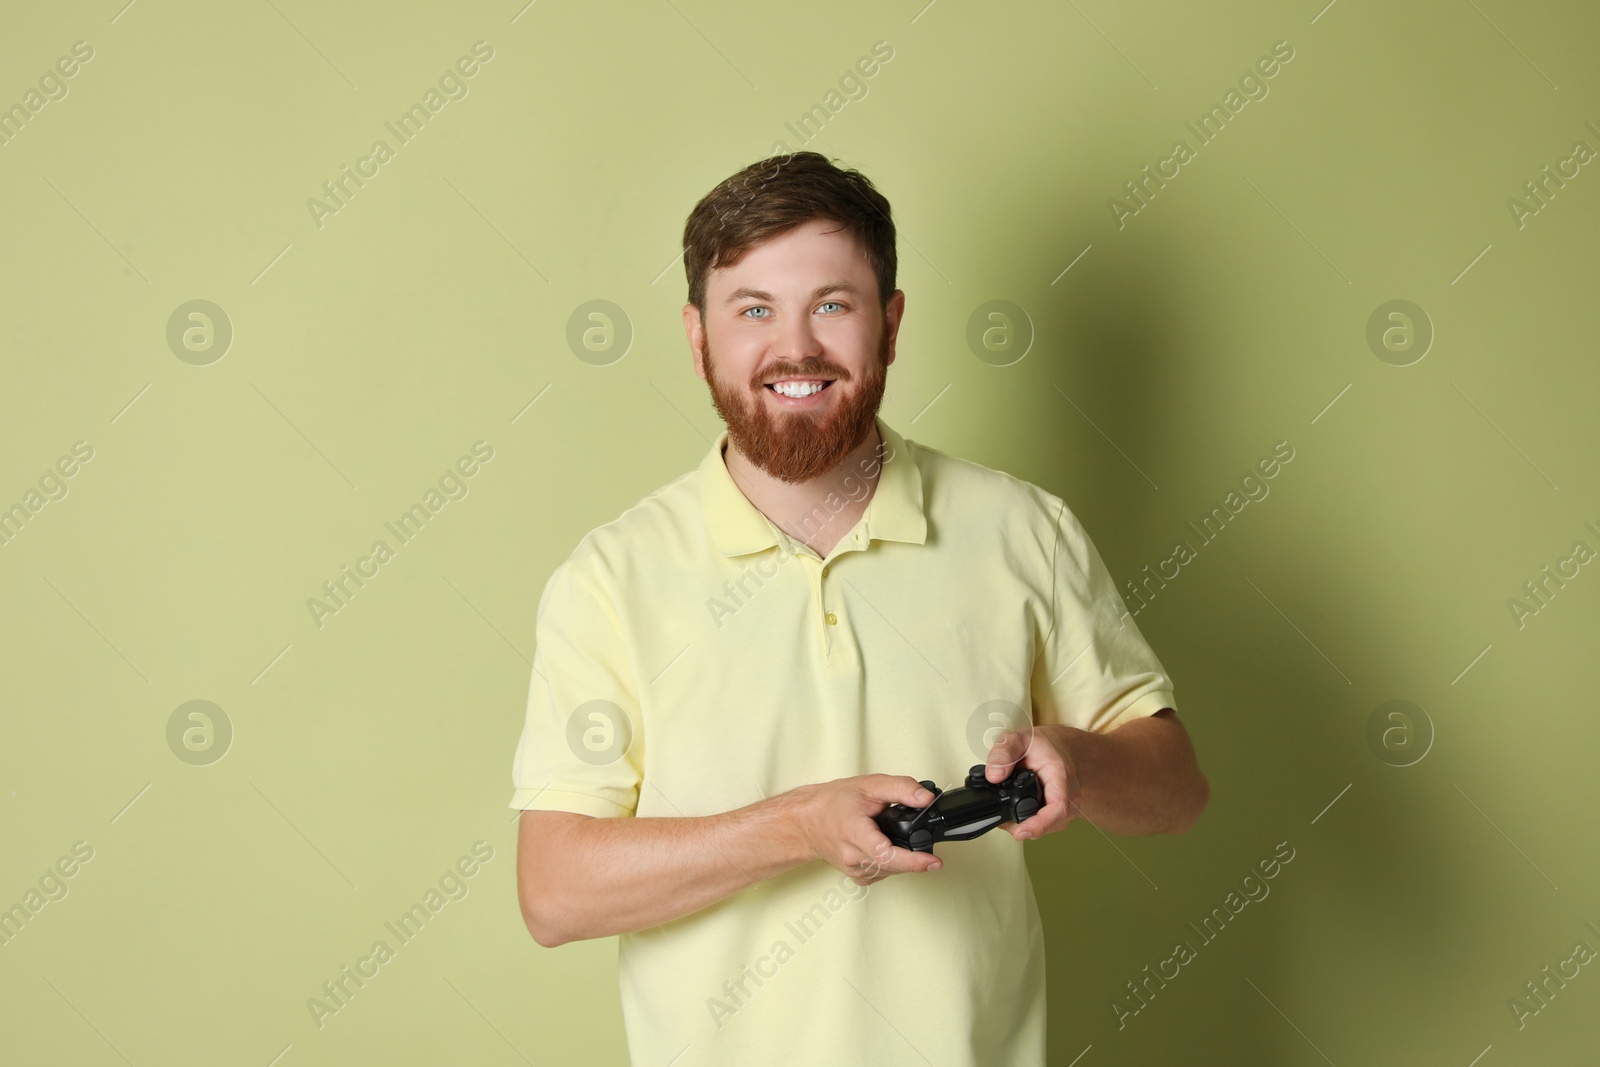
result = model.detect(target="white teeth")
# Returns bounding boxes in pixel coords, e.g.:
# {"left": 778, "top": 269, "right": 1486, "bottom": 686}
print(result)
{"left": 771, "top": 380, "right": 827, "bottom": 398}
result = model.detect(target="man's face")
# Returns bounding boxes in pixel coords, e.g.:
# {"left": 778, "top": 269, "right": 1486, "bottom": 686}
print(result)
{"left": 686, "top": 217, "right": 904, "bottom": 484}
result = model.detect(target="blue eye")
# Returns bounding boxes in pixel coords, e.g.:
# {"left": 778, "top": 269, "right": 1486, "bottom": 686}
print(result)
{"left": 818, "top": 301, "right": 843, "bottom": 313}
{"left": 742, "top": 306, "right": 770, "bottom": 319}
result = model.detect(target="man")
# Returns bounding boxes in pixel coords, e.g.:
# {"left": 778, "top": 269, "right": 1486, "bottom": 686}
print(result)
{"left": 511, "top": 151, "right": 1208, "bottom": 1066}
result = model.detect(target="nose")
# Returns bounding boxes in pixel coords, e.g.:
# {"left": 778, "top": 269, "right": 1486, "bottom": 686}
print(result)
{"left": 774, "top": 308, "right": 824, "bottom": 367}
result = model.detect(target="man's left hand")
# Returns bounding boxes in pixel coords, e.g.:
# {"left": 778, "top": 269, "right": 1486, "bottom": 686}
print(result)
{"left": 982, "top": 725, "right": 1080, "bottom": 840}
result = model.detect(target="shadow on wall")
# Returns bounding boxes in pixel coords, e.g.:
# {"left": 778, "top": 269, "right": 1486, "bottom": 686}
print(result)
{"left": 1009, "top": 213, "right": 1460, "bottom": 1064}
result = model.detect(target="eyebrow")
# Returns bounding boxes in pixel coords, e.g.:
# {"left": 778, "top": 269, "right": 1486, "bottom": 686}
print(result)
{"left": 723, "top": 281, "right": 861, "bottom": 306}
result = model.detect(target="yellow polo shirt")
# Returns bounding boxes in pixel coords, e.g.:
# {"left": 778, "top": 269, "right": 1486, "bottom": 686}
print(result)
{"left": 509, "top": 415, "right": 1176, "bottom": 1066}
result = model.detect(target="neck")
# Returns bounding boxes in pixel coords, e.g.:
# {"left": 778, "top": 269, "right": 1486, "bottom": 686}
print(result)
{"left": 723, "top": 422, "right": 885, "bottom": 553}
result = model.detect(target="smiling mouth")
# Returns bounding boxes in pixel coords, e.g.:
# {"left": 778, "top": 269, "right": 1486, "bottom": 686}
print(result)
{"left": 764, "top": 379, "right": 836, "bottom": 397}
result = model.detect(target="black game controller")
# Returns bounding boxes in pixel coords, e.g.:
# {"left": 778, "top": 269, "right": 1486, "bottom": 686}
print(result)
{"left": 874, "top": 765, "right": 1044, "bottom": 853}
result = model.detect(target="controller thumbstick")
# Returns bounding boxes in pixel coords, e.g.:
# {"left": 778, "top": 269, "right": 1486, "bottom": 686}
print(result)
{"left": 966, "top": 764, "right": 990, "bottom": 788}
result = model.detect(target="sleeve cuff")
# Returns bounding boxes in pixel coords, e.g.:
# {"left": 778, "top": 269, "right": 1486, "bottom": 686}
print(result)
{"left": 509, "top": 787, "right": 634, "bottom": 819}
{"left": 1099, "top": 690, "right": 1177, "bottom": 734}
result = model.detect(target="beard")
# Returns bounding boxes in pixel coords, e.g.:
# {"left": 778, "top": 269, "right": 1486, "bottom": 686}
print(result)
{"left": 701, "top": 324, "right": 890, "bottom": 484}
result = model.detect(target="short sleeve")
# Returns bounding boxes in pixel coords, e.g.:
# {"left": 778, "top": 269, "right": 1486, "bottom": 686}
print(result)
{"left": 1030, "top": 498, "right": 1176, "bottom": 734}
{"left": 508, "top": 548, "right": 643, "bottom": 818}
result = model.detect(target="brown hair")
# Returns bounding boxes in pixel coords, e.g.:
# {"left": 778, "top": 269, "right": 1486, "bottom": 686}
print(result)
{"left": 681, "top": 151, "right": 897, "bottom": 318}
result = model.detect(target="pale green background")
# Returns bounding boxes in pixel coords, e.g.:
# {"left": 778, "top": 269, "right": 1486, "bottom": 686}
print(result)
{"left": 2, "top": 0, "right": 1597, "bottom": 1064}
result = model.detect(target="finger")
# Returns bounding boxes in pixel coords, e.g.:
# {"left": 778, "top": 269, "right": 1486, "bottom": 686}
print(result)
{"left": 888, "top": 844, "right": 943, "bottom": 873}
{"left": 859, "top": 835, "right": 942, "bottom": 875}
{"left": 869, "top": 774, "right": 938, "bottom": 807}
{"left": 984, "top": 728, "right": 1041, "bottom": 781}
{"left": 851, "top": 836, "right": 900, "bottom": 880}
{"left": 853, "top": 866, "right": 889, "bottom": 886}
{"left": 1012, "top": 753, "right": 1070, "bottom": 838}
{"left": 1011, "top": 800, "right": 1066, "bottom": 839}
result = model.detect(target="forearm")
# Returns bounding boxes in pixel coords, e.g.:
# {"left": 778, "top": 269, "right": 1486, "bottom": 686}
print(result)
{"left": 525, "top": 788, "right": 817, "bottom": 946}
{"left": 1064, "top": 713, "right": 1208, "bottom": 836}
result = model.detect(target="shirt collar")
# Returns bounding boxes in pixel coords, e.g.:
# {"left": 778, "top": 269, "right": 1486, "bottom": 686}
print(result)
{"left": 699, "top": 415, "right": 927, "bottom": 557}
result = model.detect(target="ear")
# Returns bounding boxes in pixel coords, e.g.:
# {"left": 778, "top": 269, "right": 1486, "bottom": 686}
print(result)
{"left": 882, "top": 289, "right": 906, "bottom": 369}
{"left": 683, "top": 303, "right": 707, "bottom": 380}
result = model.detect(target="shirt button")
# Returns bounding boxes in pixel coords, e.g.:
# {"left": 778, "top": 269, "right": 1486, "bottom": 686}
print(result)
{"left": 826, "top": 612, "right": 838, "bottom": 625}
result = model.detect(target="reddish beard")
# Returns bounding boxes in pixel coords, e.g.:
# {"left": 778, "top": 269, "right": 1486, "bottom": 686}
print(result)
{"left": 702, "top": 327, "right": 890, "bottom": 484}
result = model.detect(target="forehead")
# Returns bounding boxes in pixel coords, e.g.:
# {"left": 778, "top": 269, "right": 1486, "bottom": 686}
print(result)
{"left": 705, "top": 218, "right": 872, "bottom": 297}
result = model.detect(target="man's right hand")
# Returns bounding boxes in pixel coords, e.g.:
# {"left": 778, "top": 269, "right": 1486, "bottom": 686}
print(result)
{"left": 792, "top": 774, "right": 946, "bottom": 885}
{"left": 518, "top": 774, "right": 948, "bottom": 946}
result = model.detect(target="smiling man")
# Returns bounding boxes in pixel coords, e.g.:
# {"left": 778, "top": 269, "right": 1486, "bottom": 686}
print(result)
{"left": 511, "top": 151, "right": 1208, "bottom": 1066}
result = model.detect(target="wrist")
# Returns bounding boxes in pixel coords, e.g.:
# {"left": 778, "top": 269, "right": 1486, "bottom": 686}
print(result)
{"left": 1048, "top": 723, "right": 1088, "bottom": 811}
{"left": 774, "top": 784, "right": 821, "bottom": 865}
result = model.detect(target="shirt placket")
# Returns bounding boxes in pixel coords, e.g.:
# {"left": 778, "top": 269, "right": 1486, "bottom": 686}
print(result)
{"left": 815, "top": 525, "right": 869, "bottom": 664}
{"left": 775, "top": 523, "right": 865, "bottom": 660}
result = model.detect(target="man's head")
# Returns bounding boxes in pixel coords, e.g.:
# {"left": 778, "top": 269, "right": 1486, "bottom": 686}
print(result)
{"left": 681, "top": 152, "right": 904, "bottom": 484}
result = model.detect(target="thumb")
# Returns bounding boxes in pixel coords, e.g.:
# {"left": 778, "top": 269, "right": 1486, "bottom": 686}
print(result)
{"left": 871, "top": 775, "right": 937, "bottom": 807}
{"left": 984, "top": 728, "right": 1034, "bottom": 780}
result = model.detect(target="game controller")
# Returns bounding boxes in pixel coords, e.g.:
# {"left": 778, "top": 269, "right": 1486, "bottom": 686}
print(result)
{"left": 874, "top": 764, "right": 1044, "bottom": 853}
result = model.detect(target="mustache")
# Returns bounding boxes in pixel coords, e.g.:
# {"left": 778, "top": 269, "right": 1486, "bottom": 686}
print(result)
{"left": 753, "top": 362, "right": 849, "bottom": 386}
